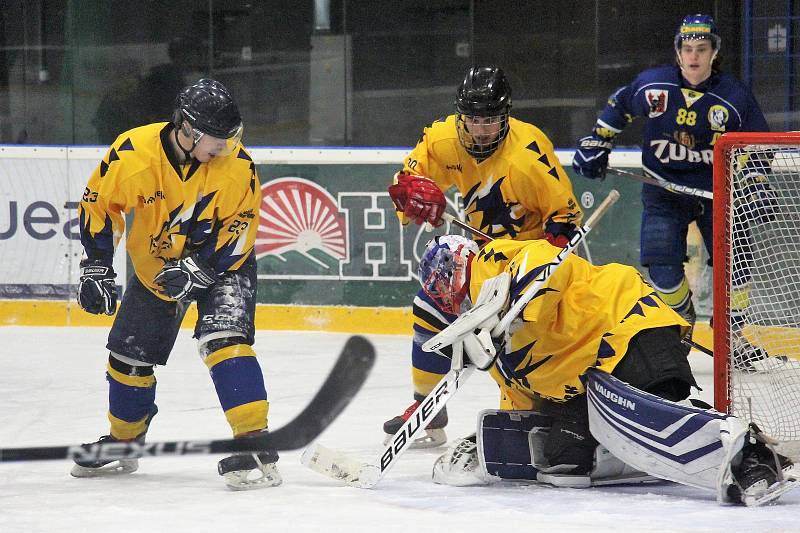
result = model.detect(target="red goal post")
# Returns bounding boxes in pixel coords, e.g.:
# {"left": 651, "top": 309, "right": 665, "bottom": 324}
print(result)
{"left": 713, "top": 131, "right": 800, "bottom": 458}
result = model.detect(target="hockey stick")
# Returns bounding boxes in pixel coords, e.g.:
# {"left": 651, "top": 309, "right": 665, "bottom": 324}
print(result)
{"left": 441, "top": 213, "right": 493, "bottom": 241}
{"left": 0, "top": 335, "right": 375, "bottom": 463}
{"left": 683, "top": 337, "right": 713, "bottom": 357}
{"left": 606, "top": 166, "right": 713, "bottom": 200}
{"left": 302, "top": 342, "right": 474, "bottom": 488}
{"left": 301, "top": 191, "right": 620, "bottom": 488}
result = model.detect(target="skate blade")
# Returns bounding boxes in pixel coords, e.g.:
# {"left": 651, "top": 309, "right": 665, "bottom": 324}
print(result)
{"left": 742, "top": 470, "right": 799, "bottom": 507}
{"left": 222, "top": 465, "right": 282, "bottom": 491}
{"left": 382, "top": 428, "right": 447, "bottom": 449}
{"left": 70, "top": 459, "right": 139, "bottom": 478}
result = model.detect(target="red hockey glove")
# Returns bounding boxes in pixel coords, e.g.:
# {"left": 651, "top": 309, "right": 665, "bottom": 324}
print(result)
{"left": 388, "top": 172, "right": 446, "bottom": 226}
{"left": 544, "top": 232, "right": 570, "bottom": 248}
{"left": 544, "top": 221, "right": 577, "bottom": 248}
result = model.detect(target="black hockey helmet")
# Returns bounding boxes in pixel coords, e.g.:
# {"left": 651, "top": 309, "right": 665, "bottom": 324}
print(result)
{"left": 454, "top": 67, "right": 512, "bottom": 159}
{"left": 455, "top": 66, "right": 512, "bottom": 117}
{"left": 172, "top": 79, "right": 243, "bottom": 157}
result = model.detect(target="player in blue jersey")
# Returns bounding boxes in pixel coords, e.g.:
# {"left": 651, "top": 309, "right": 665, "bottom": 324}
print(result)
{"left": 572, "top": 14, "right": 775, "bottom": 367}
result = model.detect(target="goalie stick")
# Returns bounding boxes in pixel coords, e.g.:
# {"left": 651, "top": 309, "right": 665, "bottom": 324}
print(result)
{"left": 606, "top": 166, "right": 713, "bottom": 200}
{"left": 0, "top": 335, "right": 375, "bottom": 463}
{"left": 301, "top": 191, "right": 620, "bottom": 488}
{"left": 491, "top": 189, "right": 619, "bottom": 336}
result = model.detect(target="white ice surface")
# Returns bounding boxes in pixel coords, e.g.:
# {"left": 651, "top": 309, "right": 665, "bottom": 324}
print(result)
{"left": 0, "top": 327, "right": 797, "bottom": 533}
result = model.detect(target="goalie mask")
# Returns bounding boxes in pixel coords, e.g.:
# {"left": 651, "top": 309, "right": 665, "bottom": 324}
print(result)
{"left": 173, "top": 78, "right": 243, "bottom": 157}
{"left": 418, "top": 235, "right": 479, "bottom": 315}
{"left": 455, "top": 66, "right": 512, "bottom": 160}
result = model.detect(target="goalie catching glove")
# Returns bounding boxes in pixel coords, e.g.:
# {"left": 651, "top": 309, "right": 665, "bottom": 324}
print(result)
{"left": 154, "top": 253, "right": 219, "bottom": 301}
{"left": 388, "top": 171, "right": 446, "bottom": 226}
{"left": 77, "top": 260, "right": 118, "bottom": 315}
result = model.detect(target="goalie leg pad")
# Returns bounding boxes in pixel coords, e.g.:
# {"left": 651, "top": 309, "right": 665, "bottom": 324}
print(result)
{"left": 474, "top": 409, "right": 656, "bottom": 488}
{"left": 478, "top": 409, "right": 553, "bottom": 481}
{"left": 586, "top": 368, "right": 747, "bottom": 494}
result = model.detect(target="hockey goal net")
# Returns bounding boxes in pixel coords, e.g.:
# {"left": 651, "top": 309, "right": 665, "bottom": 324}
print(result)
{"left": 714, "top": 132, "right": 800, "bottom": 459}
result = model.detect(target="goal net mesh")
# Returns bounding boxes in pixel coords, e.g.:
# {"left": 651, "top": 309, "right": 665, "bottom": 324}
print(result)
{"left": 715, "top": 133, "right": 800, "bottom": 460}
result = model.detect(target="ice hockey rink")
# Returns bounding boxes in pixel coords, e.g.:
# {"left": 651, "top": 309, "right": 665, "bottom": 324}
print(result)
{"left": 0, "top": 326, "right": 797, "bottom": 533}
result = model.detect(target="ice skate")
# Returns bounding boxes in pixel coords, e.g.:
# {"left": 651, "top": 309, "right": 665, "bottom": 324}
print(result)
{"left": 383, "top": 397, "right": 448, "bottom": 449}
{"left": 727, "top": 424, "right": 798, "bottom": 506}
{"left": 218, "top": 436, "right": 281, "bottom": 491}
{"left": 70, "top": 406, "right": 157, "bottom": 478}
{"left": 731, "top": 332, "right": 786, "bottom": 373}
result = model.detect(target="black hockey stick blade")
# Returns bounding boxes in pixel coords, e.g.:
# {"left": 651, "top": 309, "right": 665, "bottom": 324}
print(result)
{"left": 0, "top": 335, "right": 375, "bottom": 463}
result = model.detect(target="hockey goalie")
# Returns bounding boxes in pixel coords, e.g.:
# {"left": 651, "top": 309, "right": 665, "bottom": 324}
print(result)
{"left": 419, "top": 234, "right": 798, "bottom": 506}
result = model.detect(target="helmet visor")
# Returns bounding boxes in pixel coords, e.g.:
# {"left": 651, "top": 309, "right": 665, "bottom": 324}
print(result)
{"left": 190, "top": 123, "right": 243, "bottom": 157}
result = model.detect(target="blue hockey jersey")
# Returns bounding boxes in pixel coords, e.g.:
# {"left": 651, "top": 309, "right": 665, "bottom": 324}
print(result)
{"left": 596, "top": 65, "right": 768, "bottom": 190}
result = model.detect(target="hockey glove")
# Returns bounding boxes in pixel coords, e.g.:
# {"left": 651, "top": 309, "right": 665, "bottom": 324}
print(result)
{"left": 741, "top": 173, "right": 779, "bottom": 224}
{"left": 572, "top": 134, "right": 613, "bottom": 179}
{"left": 77, "top": 260, "right": 118, "bottom": 315}
{"left": 544, "top": 221, "right": 577, "bottom": 248}
{"left": 154, "top": 253, "right": 219, "bottom": 301}
{"left": 388, "top": 172, "right": 446, "bottom": 226}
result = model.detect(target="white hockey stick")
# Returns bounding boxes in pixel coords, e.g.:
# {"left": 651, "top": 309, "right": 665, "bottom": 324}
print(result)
{"left": 302, "top": 191, "right": 620, "bottom": 488}
{"left": 301, "top": 342, "right": 474, "bottom": 488}
{"left": 491, "top": 189, "right": 620, "bottom": 336}
{"left": 607, "top": 166, "right": 713, "bottom": 200}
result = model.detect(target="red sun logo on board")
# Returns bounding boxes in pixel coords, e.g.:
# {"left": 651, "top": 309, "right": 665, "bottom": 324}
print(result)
{"left": 256, "top": 177, "right": 348, "bottom": 265}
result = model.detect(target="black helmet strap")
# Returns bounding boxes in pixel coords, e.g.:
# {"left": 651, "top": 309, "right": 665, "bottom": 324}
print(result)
{"left": 173, "top": 119, "right": 198, "bottom": 162}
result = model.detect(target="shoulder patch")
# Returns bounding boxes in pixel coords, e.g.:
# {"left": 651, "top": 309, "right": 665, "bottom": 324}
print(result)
{"left": 237, "top": 148, "right": 252, "bottom": 161}
{"left": 526, "top": 141, "right": 540, "bottom": 153}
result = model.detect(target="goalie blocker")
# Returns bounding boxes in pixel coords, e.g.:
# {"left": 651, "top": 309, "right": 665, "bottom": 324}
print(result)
{"left": 433, "top": 369, "right": 798, "bottom": 506}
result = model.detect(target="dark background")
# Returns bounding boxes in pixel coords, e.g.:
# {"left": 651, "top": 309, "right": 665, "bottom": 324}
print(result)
{"left": 0, "top": 1, "right": 792, "bottom": 149}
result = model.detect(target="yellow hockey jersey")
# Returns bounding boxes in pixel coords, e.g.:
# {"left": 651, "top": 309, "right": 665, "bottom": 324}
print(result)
{"left": 402, "top": 115, "right": 582, "bottom": 239}
{"left": 79, "top": 122, "right": 260, "bottom": 299}
{"left": 468, "top": 239, "right": 689, "bottom": 403}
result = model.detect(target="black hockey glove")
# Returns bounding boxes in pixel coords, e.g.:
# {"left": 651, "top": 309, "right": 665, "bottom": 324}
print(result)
{"left": 77, "top": 260, "right": 118, "bottom": 315}
{"left": 741, "top": 172, "right": 779, "bottom": 224}
{"left": 154, "top": 253, "right": 219, "bottom": 301}
{"left": 572, "top": 134, "right": 613, "bottom": 179}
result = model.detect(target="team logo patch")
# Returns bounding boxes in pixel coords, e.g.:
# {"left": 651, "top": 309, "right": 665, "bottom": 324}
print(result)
{"left": 708, "top": 105, "right": 729, "bottom": 132}
{"left": 645, "top": 89, "right": 669, "bottom": 117}
{"left": 673, "top": 130, "right": 696, "bottom": 149}
{"left": 256, "top": 177, "right": 348, "bottom": 265}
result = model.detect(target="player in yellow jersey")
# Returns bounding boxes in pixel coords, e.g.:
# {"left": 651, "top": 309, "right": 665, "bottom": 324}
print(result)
{"left": 383, "top": 66, "right": 583, "bottom": 447}
{"left": 72, "top": 79, "right": 280, "bottom": 490}
{"left": 418, "top": 235, "right": 796, "bottom": 506}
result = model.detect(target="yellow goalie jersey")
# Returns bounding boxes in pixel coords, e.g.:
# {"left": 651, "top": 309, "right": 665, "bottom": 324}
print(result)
{"left": 468, "top": 239, "right": 689, "bottom": 404}
{"left": 402, "top": 115, "right": 582, "bottom": 239}
{"left": 79, "top": 122, "right": 260, "bottom": 299}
